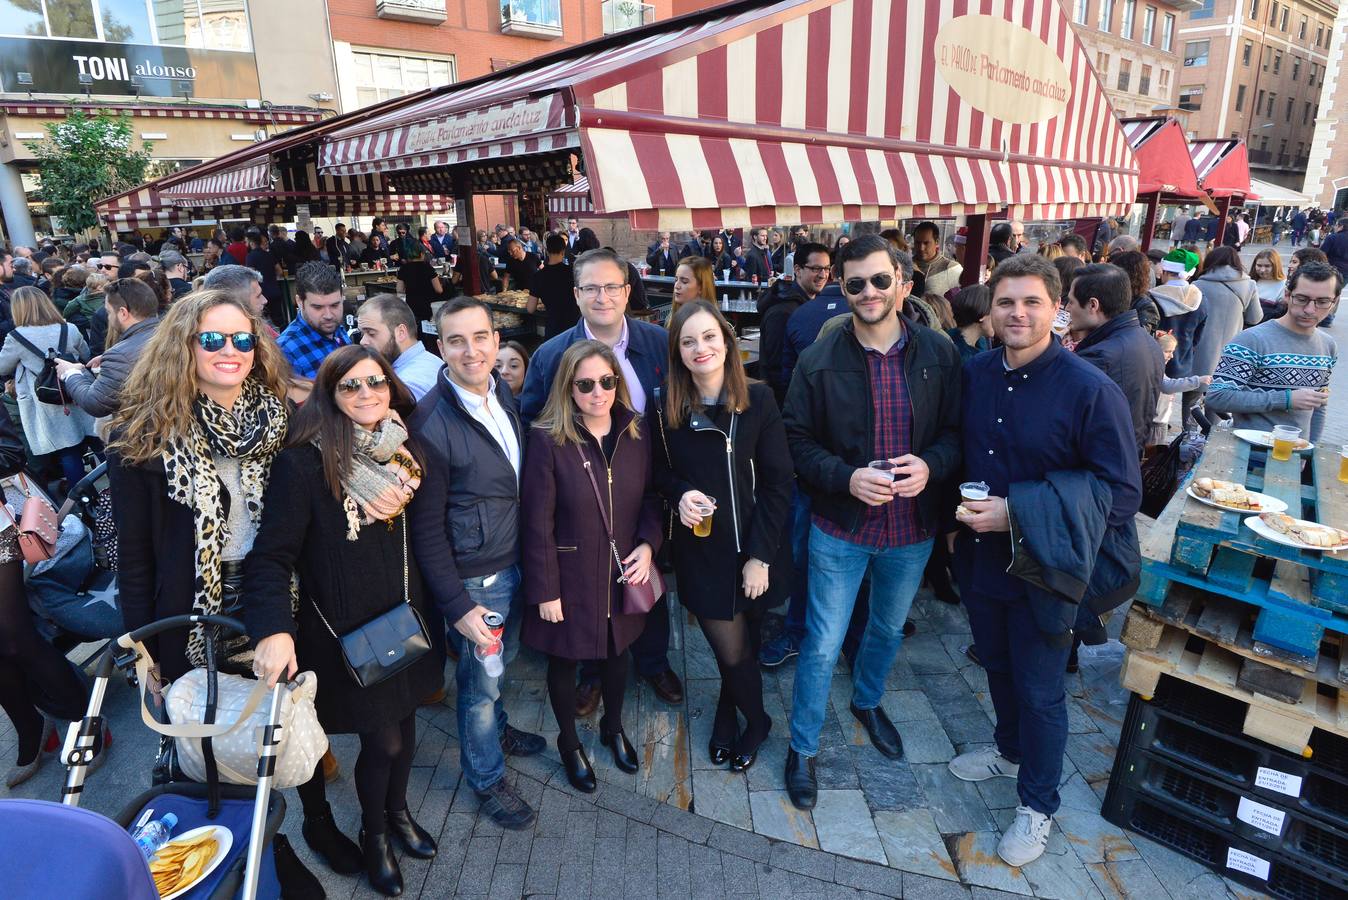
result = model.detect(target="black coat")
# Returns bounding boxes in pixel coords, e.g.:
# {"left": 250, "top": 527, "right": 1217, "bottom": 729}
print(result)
{"left": 783, "top": 318, "right": 963, "bottom": 536}
{"left": 756, "top": 281, "right": 807, "bottom": 406}
{"left": 241, "top": 444, "right": 443, "bottom": 734}
{"left": 520, "top": 407, "right": 664, "bottom": 660}
{"left": 651, "top": 383, "right": 794, "bottom": 618}
{"left": 1074, "top": 310, "right": 1165, "bottom": 457}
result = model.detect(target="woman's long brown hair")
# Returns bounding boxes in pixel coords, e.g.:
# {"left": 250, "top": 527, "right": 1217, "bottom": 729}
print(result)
{"left": 286, "top": 344, "right": 418, "bottom": 500}
{"left": 664, "top": 299, "right": 750, "bottom": 429}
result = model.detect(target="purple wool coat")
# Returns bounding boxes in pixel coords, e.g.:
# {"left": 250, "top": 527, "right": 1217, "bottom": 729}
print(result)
{"left": 520, "top": 406, "right": 664, "bottom": 660}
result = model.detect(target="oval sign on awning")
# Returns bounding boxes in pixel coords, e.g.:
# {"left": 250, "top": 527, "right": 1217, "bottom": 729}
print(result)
{"left": 935, "top": 14, "right": 1073, "bottom": 126}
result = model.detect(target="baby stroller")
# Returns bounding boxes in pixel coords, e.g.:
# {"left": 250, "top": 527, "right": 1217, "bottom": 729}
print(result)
{"left": 0, "top": 614, "right": 288, "bottom": 900}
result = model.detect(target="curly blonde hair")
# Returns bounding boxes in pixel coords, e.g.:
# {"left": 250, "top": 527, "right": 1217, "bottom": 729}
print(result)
{"left": 107, "top": 289, "right": 292, "bottom": 464}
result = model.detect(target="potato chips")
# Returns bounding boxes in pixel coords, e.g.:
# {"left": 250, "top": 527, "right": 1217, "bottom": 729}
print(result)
{"left": 148, "top": 830, "right": 218, "bottom": 897}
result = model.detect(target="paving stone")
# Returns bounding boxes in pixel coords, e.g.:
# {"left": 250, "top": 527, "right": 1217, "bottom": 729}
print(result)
{"left": 768, "top": 840, "right": 838, "bottom": 880}
{"left": 834, "top": 857, "right": 906, "bottom": 897}
{"left": 457, "top": 835, "right": 501, "bottom": 895}
{"left": 707, "top": 821, "right": 773, "bottom": 863}
{"left": 974, "top": 775, "right": 1021, "bottom": 811}
{"left": 1126, "top": 832, "right": 1216, "bottom": 886}
{"left": 812, "top": 789, "right": 887, "bottom": 863}
{"left": 625, "top": 820, "right": 659, "bottom": 897}
{"left": 873, "top": 808, "right": 960, "bottom": 881}
{"left": 904, "top": 871, "right": 976, "bottom": 899}
{"left": 910, "top": 764, "right": 998, "bottom": 834}
{"left": 595, "top": 805, "right": 630, "bottom": 838}
{"left": 564, "top": 806, "right": 598, "bottom": 842}
{"left": 652, "top": 796, "right": 716, "bottom": 843}
{"left": 1019, "top": 826, "right": 1104, "bottom": 900}
{"left": 1085, "top": 858, "right": 1168, "bottom": 900}
{"left": 590, "top": 836, "right": 627, "bottom": 897}
{"left": 755, "top": 860, "right": 804, "bottom": 897}
{"left": 522, "top": 835, "right": 565, "bottom": 894}
{"left": 903, "top": 633, "right": 961, "bottom": 675}
{"left": 948, "top": 831, "right": 1034, "bottom": 894}
{"left": 851, "top": 745, "right": 925, "bottom": 811}
{"left": 748, "top": 790, "right": 821, "bottom": 848}
{"left": 486, "top": 862, "right": 525, "bottom": 898}
{"left": 957, "top": 662, "right": 990, "bottom": 696}
{"left": 534, "top": 786, "right": 573, "bottom": 837}
{"left": 936, "top": 711, "right": 997, "bottom": 747}
{"left": 594, "top": 781, "right": 659, "bottom": 822}
{"left": 496, "top": 824, "right": 533, "bottom": 863}
{"left": 1065, "top": 696, "right": 1103, "bottom": 735}
{"left": 915, "top": 597, "right": 974, "bottom": 636}
{"left": 745, "top": 728, "right": 793, "bottom": 793}
{"left": 689, "top": 842, "right": 727, "bottom": 898}
{"left": 692, "top": 767, "right": 753, "bottom": 829}
{"left": 1056, "top": 772, "right": 1105, "bottom": 813}
{"left": 880, "top": 689, "right": 942, "bottom": 724}
{"left": 901, "top": 721, "right": 958, "bottom": 764}
{"left": 682, "top": 676, "right": 724, "bottom": 770}
{"left": 1053, "top": 806, "right": 1140, "bottom": 865}
{"left": 720, "top": 850, "right": 762, "bottom": 895}
{"left": 637, "top": 703, "right": 694, "bottom": 809}
{"left": 1169, "top": 872, "right": 1236, "bottom": 899}
{"left": 555, "top": 848, "right": 594, "bottom": 898}
{"left": 884, "top": 656, "right": 923, "bottom": 690}
{"left": 657, "top": 830, "right": 693, "bottom": 898}
{"left": 1063, "top": 732, "right": 1118, "bottom": 787}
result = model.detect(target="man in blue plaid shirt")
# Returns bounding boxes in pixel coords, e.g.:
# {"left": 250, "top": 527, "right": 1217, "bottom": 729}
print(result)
{"left": 277, "top": 261, "right": 349, "bottom": 380}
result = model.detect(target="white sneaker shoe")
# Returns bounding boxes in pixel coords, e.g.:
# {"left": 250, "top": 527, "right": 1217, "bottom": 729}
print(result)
{"left": 948, "top": 746, "right": 1020, "bottom": 782}
{"left": 998, "top": 805, "right": 1052, "bottom": 867}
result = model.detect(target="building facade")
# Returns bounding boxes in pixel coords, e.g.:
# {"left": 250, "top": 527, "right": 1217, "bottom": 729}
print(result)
{"left": 1175, "top": 0, "right": 1338, "bottom": 189}
{"left": 1063, "top": 0, "right": 1197, "bottom": 119}
{"left": 0, "top": 0, "right": 340, "bottom": 244}
{"left": 1302, "top": 0, "right": 1348, "bottom": 210}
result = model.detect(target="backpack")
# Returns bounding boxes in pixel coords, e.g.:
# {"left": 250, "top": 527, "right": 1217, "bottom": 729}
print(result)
{"left": 9, "top": 324, "right": 75, "bottom": 406}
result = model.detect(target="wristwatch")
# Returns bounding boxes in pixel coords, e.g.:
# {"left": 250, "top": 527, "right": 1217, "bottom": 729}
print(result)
{"left": 752, "top": 559, "right": 770, "bottom": 570}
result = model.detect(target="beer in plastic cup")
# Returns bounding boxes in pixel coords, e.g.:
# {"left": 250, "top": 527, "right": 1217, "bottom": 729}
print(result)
{"left": 869, "top": 460, "right": 898, "bottom": 482}
{"left": 960, "top": 481, "right": 990, "bottom": 502}
{"left": 722, "top": 268, "right": 731, "bottom": 282}
{"left": 1339, "top": 446, "right": 1348, "bottom": 484}
{"left": 1271, "top": 424, "right": 1301, "bottom": 461}
{"left": 692, "top": 496, "right": 716, "bottom": 538}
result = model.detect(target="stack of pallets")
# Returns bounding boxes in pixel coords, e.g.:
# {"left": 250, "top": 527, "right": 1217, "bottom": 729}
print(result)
{"left": 1104, "top": 428, "right": 1348, "bottom": 896}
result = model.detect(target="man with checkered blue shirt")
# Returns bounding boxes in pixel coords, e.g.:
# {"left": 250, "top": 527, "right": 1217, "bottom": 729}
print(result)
{"left": 277, "top": 261, "right": 349, "bottom": 382}
{"left": 780, "top": 235, "right": 962, "bottom": 810}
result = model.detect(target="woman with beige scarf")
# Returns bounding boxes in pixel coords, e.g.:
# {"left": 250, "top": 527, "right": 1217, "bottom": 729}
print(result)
{"left": 246, "top": 344, "right": 443, "bottom": 896}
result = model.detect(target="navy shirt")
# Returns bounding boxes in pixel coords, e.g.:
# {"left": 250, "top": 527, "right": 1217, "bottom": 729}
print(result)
{"left": 782, "top": 284, "right": 848, "bottom": 386}
{"left": 956, "top": 338, "right": 1141, "bottom": 600}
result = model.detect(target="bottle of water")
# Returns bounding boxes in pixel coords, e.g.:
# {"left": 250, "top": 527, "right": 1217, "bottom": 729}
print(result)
{"left": 132, "top": 812, "right": 178, "bottom": 860}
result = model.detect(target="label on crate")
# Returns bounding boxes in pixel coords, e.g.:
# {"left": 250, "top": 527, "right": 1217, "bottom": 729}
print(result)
{"left": 1236, "top": 797, "right": 1286, "bottom": 836}
{"left": 1225, "top": 847, "right": 1271, "bottom": 880}
{"left": 1254, "top": 767, "right": 1303, "bottom": 798}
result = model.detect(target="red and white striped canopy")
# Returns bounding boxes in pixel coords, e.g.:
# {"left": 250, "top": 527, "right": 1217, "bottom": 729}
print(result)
{"left": 1188, "top": 139, "right": 1253, "bottom": 199}
{"left": 318, "top": 0, "right": 1137, "bottom": 228}
{"left": 548, "top": 176, "right": 595, "bottom": 214}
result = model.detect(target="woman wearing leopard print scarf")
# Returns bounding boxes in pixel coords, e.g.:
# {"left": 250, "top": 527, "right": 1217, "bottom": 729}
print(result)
{"left": 246, "top": 345, "right": 442, "bottom": 896}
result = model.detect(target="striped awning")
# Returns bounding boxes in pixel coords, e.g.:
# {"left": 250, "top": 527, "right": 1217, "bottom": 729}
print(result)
{"left": 0, "top": 101, "right": 323, "bottom": 124}
{"left": 1189, "top": 139, "right": 1253, "bottom": 199}
{"left": 548, "top": 176, "right": 595, "bottom": 214}
{"left": 317, "top": 0, "right": 1138, "bottom": 228}
{"left": 1119, "top": 116, "right": 1203, "bottom": 199}
{"left": 159, "top": 161, "right": 274, "bottom": 205}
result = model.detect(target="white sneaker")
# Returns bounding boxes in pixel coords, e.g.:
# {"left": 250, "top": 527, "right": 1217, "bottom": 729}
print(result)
{"left": 948, "top": 746, "right": 1020, "bottom": 782}
{"left": 998, "top": 805, "right": 1052, "bottom": 867}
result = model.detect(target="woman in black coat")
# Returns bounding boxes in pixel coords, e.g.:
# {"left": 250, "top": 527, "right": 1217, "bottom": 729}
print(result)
{"left": 520, "top": 340, "right": 663, "bottom": 793}
{"left": 652, "top": 300, "right": 792, "bottom": 771}
{"left": 247, "top": 345, "right": 442, "bottom": 896}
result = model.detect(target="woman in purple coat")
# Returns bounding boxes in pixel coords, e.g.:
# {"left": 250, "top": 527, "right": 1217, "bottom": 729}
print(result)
{"left": 521, "top": 340, "right": 664, "bottom": 793}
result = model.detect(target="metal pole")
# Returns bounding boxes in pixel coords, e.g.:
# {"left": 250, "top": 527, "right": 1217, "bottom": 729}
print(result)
{"left": 60, "top": 648, "right": 115, "bottom": 807}
{"left": 241, "top": 681, "right": 287, "bottom": 900}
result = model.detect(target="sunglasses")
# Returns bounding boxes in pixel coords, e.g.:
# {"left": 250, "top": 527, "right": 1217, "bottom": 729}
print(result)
{"left": 99, "top": 263, "right": 119, "bottom": 270}
{"left": 196, "top": 331, "right": 256, "bottom": 353}
{"left": 573, "top": 375, "right": 618, "bottom": 393}
{"left": 336, "top": 374, "right": 391, "bottom": 395}
{"left": 844, "top": 273, "right": 897, "bottom": 295}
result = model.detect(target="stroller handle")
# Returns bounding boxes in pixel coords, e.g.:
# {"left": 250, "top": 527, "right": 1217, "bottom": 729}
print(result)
{"left": 55, "top": 460, "right": 108, "bottom": 522}
{"left": 119, "top": 613, "right": 248, "bottom": 648}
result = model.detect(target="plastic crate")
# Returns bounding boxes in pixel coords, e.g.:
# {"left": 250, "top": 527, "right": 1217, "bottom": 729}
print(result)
{"left": 1127, "top": 678, "right": 1348, "bottom": 828}
{"left": 1103, "top": 785, "right": 1348, "bottom": 899}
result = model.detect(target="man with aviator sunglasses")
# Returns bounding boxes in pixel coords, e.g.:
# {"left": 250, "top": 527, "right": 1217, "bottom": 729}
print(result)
{"left": 781, "top": 235, "right": 962, "bottom": 810}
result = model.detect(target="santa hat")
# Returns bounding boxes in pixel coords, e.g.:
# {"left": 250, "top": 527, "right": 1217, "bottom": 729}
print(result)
{"left": 1160, "top": 248, "right": 1199, "bottom": 276}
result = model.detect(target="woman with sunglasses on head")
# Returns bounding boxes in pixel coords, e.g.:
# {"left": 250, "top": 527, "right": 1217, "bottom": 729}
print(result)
{"left": 246, "top": 345, "right": 443, "bottom": 895}
{"left": 520, "top": 339, "right": 663, "bottom": 792}
{"left": 653, "top": 300, "right": 793, "bottom": 771}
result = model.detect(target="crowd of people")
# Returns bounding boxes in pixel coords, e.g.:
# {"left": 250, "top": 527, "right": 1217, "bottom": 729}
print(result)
{"left": 0, "top": 207, "right": 1341, "bottom": 895}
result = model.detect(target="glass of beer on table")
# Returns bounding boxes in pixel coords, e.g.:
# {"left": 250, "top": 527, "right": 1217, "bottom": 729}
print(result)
{"left": 1339, "top": 446, "right": 1348, "bottom": 484}
{"left": 691, "top": 496, "right": 717, "bottom": 538}
{"left": 1271, "top": 425, "right": 1301, "bottom": 462}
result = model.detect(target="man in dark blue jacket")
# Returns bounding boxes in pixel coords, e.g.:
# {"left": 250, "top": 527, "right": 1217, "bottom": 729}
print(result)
{"left": 517, "top": 248, "right": 684, "bottom": 709}
{"left": 781, "top": 281, "right": 848, "bottom": 387}
{"left": 408, "top": 297, "right": 545, "bottom": 832}
{"left": 429, "top": 221, "right": 458, "bottom": 259}
{"left": 949, "top": 254, "right": 1140, "bottom": 868}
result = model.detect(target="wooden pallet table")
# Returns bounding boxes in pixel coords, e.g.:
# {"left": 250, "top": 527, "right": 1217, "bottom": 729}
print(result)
{"left": 1138, "top": 429, "right": 1348, "bottom": 661}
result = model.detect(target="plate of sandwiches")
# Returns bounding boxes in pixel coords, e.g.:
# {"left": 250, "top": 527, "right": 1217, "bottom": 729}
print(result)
{"left": 1246, "top": 513, "right": 1348, "bottom": 552}
{"left": 1186, "top": 477, "right": 1288, "bottom": 514}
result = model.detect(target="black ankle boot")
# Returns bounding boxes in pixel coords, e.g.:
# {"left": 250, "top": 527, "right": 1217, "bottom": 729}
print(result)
{"left": 272, "top": 834, "right": 325, "bottom": 900}
{"left": 360, "top": 829, "right": 403, "bottom": 896}
{"left": 560, "top": 742, "right": 597, "bottom": 792}
{"left": 386, "top": 808, "right": 437, "bottom": 859}
{"left": 302, "top": 807, "right": 362, "bottom": 874}
{"left": 602, "top": 729, "right": 639, "bottom": 774}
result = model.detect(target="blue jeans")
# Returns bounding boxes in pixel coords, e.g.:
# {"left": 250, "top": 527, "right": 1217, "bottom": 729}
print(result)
{"left": 788, "top": 526, "right": 933, "bottom": 757}
{"left": 961, "top": 588, "right": 1071, "bottom": 816}
{"left": 452, "top": 564, "right": 522, "bottom": 793}
{"left": 780, "top": 491, "right": 869, "bottom": 657}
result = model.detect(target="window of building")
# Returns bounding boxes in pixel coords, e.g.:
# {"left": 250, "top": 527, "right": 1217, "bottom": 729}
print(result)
{"left": 1273, "top": 50, "right": 1281, "bottom": 74}
{"left": 351, "top": 50, "right": 454, "bottom": 108}
{"left": 1178, "top": 85, "right": 1204, "bottom": 111}
{"left": 1073, "top": 0, "right": 1088, "bottom": 25}
{"left": 1183, "top": 40, "right": 1209, "bottom": 66}
{"left": 1278, "top": 138, "right": 1287, "bottom": 159}
{"left": 1118, "top": 58, "right": 1131, "bottom": 91}
{"left": 1267, "top": 91, "right": 1276, "bottom": 117}
{"left": 1249, "top": 0, "right": 1259, "bottom": 19}
{"left": 1299, "top": 14, "right": 1307, "bottom": 39}
{"left": 1139, "top": 64, "right": 1152, "bottom": 95}
{"left": 601, "top": 0, "right": 653, "bottom": 34}
{"left": 1269, "top": 1, "right": 1278, "bottom": 25}
{"left": 1256, "top": 88, "right": 1265, "bottom": 113}
{"left": 1305, "top": 101, "right": 1314, "bottom": 125}
{"left": 1235, "top": 84, "right": 1246, "bottom": 111}
{"left": 1292, "top": 57, "right": 1301, "bottom": 81}
{"left": 1190, "top": 0, "right": 1213, "bottom": 19}
{"left": 1142, "top": 6, "right": 1155, "bottom": 44}
{"left": 1260, "top": 136, "right": 1268, "bottom": 152}
{"left": 1296, "top": 142, "right": 1304, "bottom": 159}
{"left": 1262, "top": 46, "right": 1269, "bottom": 71}
{"left": 1286, "top": 96, "right": 1294, "bottom": 121}
{"left": 1099, "top": 0, "right": 1115, "bottom": 30}
{"left": 1317, "top": 24, "right": 1324, "bottom": 46}
{"left": 1310, "top": 62, "right": 1319, "bottom": 85}
{"left": 0, "top": 0, "right": 51, "bottom": 36}
{"left": 0, "top": 1, "right": 251, "bottom": 49}
{"left": 1161, "top": 13, "right": 1175, "bottom": 50}
{"left": 500, "top": 0, "right": 563, "bottom": 34}
{"left": 1242, "top": 40, "right": 1253, "bottom": 65}
{"left": 1158, "top": 68, "right": 1170, "bottom": 90}
{"left": 1121, "top": 0, "right": 1135, "bottom": 38}
{"left": 1279, "top": 6, "right": 1287, "bottom": 30}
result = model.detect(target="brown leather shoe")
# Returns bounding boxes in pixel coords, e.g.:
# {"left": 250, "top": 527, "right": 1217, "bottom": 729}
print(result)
{"left": 574, "top": 680, "right": 601, "bottom": 717}
{"left": 419, "top": 685, "right": 447, "bottom": 706}
{"left": 644, "top": 668, "right": 684, "bottom": 704}
{"left": 321, "top": 748, "right": 340, "bottom": 783}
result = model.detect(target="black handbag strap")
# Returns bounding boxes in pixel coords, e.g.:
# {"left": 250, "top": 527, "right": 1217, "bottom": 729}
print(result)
{"left": 309, "top": 515, "right": 408, "bottom": 642}
{"left": 574, "top": 444, "right": 627, "bottom": 579}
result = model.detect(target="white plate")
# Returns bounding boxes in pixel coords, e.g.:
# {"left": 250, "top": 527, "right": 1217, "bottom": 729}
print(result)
{"left": 1185, "top": 484, "right": 1288, "bottom": 514}
{"left": 154, "top": 825, "right": 233, "bottom": 900}
{"left": 1233, "top": 428, "right": 1316, "bottom": 453}
{"left": 1244, "top": 515, "right": 1348, "bottom": 553}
